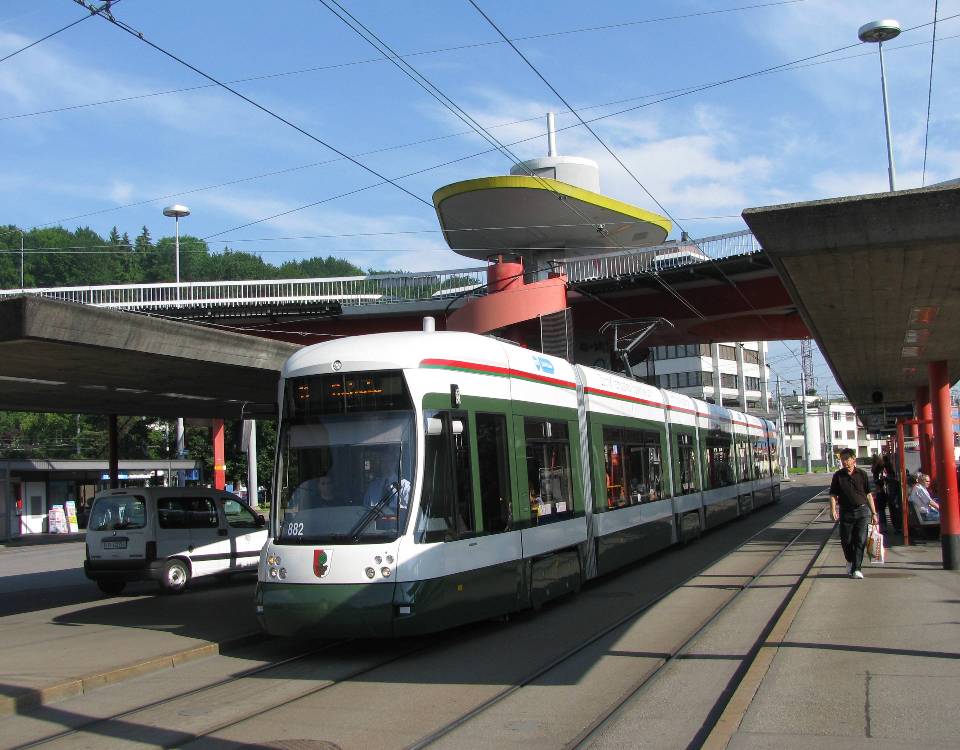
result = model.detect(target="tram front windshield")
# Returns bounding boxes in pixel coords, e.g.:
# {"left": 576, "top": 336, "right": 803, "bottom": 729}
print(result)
{"left": 274, "top": 371, "right": 415, "bottom": 545}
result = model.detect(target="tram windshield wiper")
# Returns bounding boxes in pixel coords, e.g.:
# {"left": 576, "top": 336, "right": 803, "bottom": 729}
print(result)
{"left": 347, "top": 483, "right": 399, "bottom": 542}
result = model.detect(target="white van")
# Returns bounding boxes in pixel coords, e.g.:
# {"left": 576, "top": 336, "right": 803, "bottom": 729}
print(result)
{"left": 84, "top": 487, "right": 268, "bottom": 595}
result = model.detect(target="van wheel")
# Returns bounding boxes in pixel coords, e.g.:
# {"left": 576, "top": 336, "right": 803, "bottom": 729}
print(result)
{"left": 97, "top": 580, "right": 125, "bottom": 595}
{"left": 161, "top": 559, "right": 190, "bottom": 594}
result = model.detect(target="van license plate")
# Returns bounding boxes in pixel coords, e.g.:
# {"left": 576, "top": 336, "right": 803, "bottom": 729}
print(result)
{"left": 103, "top": 540, "right": 127, "bottom": 550}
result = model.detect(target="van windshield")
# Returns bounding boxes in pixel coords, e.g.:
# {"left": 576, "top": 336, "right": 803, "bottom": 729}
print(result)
{"left": 89, "top": 495, "right": 147, "bottom": 531}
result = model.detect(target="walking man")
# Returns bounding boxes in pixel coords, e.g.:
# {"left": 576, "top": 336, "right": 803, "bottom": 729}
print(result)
{"left": 830, "top": 448, "right": 878, "bottom": 578}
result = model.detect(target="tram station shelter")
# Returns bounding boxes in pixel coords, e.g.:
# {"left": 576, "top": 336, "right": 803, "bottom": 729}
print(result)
{"left": 1, "top": 183, "right": 959, "bottom": 566}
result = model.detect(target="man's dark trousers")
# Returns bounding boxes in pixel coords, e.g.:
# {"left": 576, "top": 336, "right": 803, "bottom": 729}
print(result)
{"left": 840, "top": 505, "right": 872, "bottom": 572}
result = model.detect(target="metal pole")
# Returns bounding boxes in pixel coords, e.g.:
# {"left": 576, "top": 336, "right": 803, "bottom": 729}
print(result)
{"left": 824, "top": 385, "right": 831, "bottom": 469}
{"left": 20, "top": 231, "right": 24, "bottom": 289}
{"left": 800, "top": 369, "right": 812, "bottom": 474}
{"left": 898, "top": 419, "right": 909, "bottom": 546}
{"left": 878, "top": 41, "right": 898, "bottom": 191}
{"left": 174, "top": 215, "right": 181, "bottom": 301}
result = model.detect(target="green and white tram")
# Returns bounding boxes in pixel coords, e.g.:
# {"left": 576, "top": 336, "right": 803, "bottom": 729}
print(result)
{"left": 256, "top": 330, "right": 781, "bottom": 637}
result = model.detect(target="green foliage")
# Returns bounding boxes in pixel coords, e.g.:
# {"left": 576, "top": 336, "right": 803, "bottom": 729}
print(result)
{"left": 1, "top": 223, "right": 365, "bottom": 289}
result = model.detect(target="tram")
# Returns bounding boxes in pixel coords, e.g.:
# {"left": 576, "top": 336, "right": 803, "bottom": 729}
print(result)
{"left": 255, "top": 330, "right": 781, "bottom": 637}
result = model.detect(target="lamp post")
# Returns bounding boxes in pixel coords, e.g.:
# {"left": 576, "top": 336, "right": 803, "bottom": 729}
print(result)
{"left": 19, "top": 231, "right": 24, "bottom": 289}
{"left": 858, "top": 19, "right": 901, "bottom": 192}
{"left": 162, "top": 204, "right": 190, "bottom": 297}
{"left": 162, "top": 205, "right": 190, "bottom": 486}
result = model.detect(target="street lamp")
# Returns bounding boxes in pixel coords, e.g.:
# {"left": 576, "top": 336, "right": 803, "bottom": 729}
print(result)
{"left": 858, "top": 19, "right": 901, "bottom": 192}
{"left": 162, "top": 204, "right": 190, "bottom": 293}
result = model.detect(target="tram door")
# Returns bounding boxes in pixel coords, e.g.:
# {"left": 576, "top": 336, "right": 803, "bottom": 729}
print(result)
{"left": 22, "top": 481, "right": 46, "bottom": 534}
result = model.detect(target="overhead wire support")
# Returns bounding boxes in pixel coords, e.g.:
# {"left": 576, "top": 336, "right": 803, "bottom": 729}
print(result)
{"left": 0, "top": 0, "right": 110, "bottom": 65}
{"left": 70, "top": 0, "right": 433, "bottom": 211}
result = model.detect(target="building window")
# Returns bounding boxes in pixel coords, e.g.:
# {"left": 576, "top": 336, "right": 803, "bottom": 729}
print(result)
{"left": 834, "top": 430, "right": 842, "bottom": 439}
{"left": 744, "top": 376, "right": 760, "bottom": 391}
{"left": 702, "top": 371, "right": 713, "bottom": 387}
{"left": 743, "top": 349, "right": 760, "bottom": 365}
{"left": 832, "top": 411, "right": 842, "bottom": 420}
{"left": 847, "top": 430, "right": 855, "bottom": 440}
{"left": 718, "top": 345, "right": 736, "bottom": 361}
{"left": 720, "top": 373, "right": 738, "bottom": 389}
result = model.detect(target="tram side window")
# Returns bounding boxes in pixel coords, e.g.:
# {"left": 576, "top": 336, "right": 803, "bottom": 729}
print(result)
{"left": 476, "top": 413, "right": 512, "bottom": 534}
{"left": 705, "top": 432, "right": 734, "bottom": 488}
{"left": 736, "top": 439, "right": 752, "bottom": 482}
{"left": 753, "top": 438, "right": 770, "bottom": 478}
{"left": 525, "top": 418, "right": 574, "bottom": 524}
{"left": 602, "top": 426, "right": 663, "bottom": 508}
{"left": 416, "top": 410, "right": 475, "bottom": 543}
{"left": 675, "top": 432, "right": 698, "bottom": 494}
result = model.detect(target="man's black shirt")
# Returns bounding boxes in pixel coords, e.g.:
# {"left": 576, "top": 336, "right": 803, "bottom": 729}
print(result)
{"left": 830, "top": 467, "right": 872, "bottom": 510}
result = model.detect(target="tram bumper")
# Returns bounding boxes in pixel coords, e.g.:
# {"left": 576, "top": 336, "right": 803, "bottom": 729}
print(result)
{"left": 256, "top": 581, "right": 397, "bottom": 638}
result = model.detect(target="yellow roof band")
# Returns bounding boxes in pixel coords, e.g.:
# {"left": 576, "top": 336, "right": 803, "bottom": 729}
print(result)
{"left": 432, "top": 175, "right": 672, "bottom": 235}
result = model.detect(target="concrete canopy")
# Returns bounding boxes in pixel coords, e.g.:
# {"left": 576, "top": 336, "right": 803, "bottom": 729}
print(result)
{"left": 743, "top": 184, "right": 960, "bottom": 413}
{"left": 0, "top": 296, "right": 299, "bottom": 418}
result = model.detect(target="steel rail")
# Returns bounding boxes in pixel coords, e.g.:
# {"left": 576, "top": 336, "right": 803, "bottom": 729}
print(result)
{"left": 401, "top": 487, "right": 829, "bottom": 750}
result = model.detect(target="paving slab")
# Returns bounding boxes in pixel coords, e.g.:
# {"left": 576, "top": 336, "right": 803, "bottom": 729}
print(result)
{"left": 720, "top": 534, "right": 960, "bottom": 749}
{"left": 0, "top": 559, "right": 262, "bottom": 714}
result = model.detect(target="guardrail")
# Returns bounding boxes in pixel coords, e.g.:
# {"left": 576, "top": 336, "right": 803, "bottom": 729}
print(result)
{"left": 0, "top": 231, "right": 761, "bottom": 310}
{"left": 560, "top": 230, "right": 761, "bottom": 283}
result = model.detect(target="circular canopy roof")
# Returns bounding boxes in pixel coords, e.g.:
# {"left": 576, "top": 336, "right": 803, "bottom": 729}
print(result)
{"left": 432, "top": 176, "right": 671, "bottom": 260}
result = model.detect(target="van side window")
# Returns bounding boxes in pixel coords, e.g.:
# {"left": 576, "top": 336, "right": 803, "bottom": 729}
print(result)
{"left": 223, "top": 499, "right": 258, "bottom": 528}
{"left": 158, "top": 497, "right": 219, "bottom": 529}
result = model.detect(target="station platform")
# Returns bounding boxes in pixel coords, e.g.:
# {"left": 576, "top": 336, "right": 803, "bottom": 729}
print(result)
{"left": 707, "top": 527, "right": 960, "bottom": 749}
{"left": 2, "top": 506, "right": 958, "bottom": 750}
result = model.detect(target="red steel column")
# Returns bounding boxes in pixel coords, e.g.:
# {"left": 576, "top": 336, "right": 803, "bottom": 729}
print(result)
{"left": 212, "top": 419, "right": 226, "bottom": 491}
{"left": 928, "top": 361, "right": 960, "bottom": 569}
{"left": 916, "top": 386, "right": 934, "bottom": 485}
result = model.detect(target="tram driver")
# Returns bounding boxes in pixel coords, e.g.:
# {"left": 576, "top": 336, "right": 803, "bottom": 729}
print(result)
{"left": 362, "top": 445, "right": 411, "bottom": 520}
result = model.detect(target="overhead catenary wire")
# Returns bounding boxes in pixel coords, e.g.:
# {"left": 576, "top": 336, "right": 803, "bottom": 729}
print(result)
{"left": 185, "top": 14, "right": 959, "bottom": 249}
{"left": 922, "top": 0, "right": 939, "bottom": 186}
{"left": 72, "top": 0, "right": 434, "bottom": 212}
{"left": 315, "top": 0, "right": 704, "bottom": 320}
{"left": 30, "top": 27, "right": 959, "bottom": 232}
{"left": 5, "top": 0, "right": 806, "bottom": 123}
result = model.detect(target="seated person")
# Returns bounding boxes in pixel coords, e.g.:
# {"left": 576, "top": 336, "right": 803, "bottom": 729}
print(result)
{"left": 290, "top": 472, "right": 337, "bottom": 512}
{"left": 908, "top": 472, "right": 940, "bottom": 521}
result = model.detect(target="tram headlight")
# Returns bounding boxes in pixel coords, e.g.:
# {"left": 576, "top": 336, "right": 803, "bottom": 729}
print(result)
{"left": 365, "top": 567, "right": 376, "bottom": 579}
{"left": 269, "top": 568, "right": 279, "bottom": 578}
{"left": 267, "top": 553, "right": 281, "bottom": 566}
{"left": 380, "top": 566, "right": 392, "bottom": 578}
{"left": 386, "top": 555, "right": 394, "bottom": 564}
{"left": 374, "top": 555, "right": 382, "bottom": 564}
{"left": 278, "top": 568, "right": 287, "bottom": 579}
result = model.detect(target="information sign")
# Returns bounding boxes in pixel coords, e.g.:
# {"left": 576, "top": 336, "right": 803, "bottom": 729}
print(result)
{"left": 65, "top": 500, "right": 79, "bottom": 533}
{"left": 48, "top": 504, "right": 68, "bottom": 534}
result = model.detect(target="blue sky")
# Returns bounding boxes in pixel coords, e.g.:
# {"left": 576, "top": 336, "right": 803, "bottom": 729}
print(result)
{"left": 2, "top": 0, "right": 958, "bottom": 394}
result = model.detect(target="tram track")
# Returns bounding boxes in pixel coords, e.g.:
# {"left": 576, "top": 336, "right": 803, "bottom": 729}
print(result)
{"left": 3, "top": 484, "right": 830, "bottom": 750}
{"left": 405, "top": 489, "right": 833, "bottom": 750}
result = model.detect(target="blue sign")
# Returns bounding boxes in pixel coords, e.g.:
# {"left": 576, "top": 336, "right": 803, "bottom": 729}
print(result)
{"left": 533, "top": 355, "right": 555, "bottom": 375}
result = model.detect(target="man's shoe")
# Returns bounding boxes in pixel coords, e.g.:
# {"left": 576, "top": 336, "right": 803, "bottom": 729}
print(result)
{"left": 848, "top": 563, "right": 856, "bottom": 576}
{"left": 853, "top": 570, "right": 864, "bottom": 579}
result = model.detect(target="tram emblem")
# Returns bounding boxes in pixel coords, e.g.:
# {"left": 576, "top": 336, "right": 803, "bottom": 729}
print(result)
{"left": 533, "top": 355, "right": 555, "bottom": 375}
{"left": 313, "top": 549, "right": 331, "bottom": 578}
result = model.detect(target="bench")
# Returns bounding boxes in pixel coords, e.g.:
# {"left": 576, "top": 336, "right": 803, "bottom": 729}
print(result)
{"left": 908, "top": 502, "right": 940, "bottom": 540}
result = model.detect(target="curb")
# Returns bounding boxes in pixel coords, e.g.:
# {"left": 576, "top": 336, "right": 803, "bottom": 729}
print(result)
{"left": 0, "top": 631, "right": 264, "bottom": 716}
